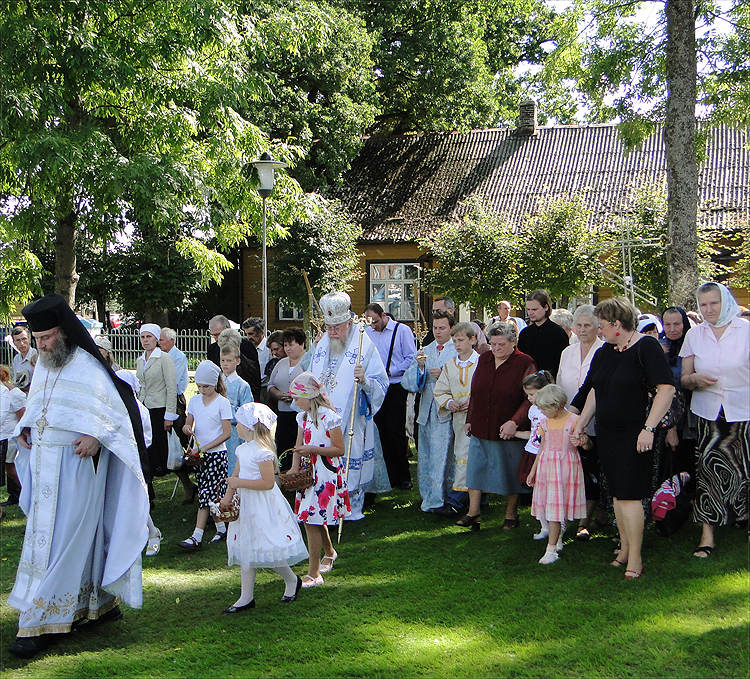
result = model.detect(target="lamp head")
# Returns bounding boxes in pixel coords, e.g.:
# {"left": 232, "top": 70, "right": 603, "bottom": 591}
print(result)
{"left": 250, "top": 152, "right": 288, "bottom": 196}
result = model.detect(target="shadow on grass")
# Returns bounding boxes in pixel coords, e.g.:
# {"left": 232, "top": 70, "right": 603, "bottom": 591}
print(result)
{"left": 2, "top": 474, "right": 748, "bottom": 677}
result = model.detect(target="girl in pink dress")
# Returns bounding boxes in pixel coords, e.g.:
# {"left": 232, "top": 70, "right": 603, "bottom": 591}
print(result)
{"left": 527, "top": 385, "right": 587, "bottom": 565}
{"left": 288, "top": 372, "right": 350, "bottom": 588}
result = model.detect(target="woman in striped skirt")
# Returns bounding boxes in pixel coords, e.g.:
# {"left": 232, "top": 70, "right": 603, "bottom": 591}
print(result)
{"left": 680, "top": 282, "right": 750, "bottom": 558}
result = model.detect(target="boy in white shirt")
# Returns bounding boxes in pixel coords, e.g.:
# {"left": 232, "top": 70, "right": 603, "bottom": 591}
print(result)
{"left": 433, "top": 323, "right": 480, "bottom": 515}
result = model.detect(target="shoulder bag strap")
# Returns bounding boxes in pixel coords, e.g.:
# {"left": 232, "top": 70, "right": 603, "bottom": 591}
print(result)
{"left": 385, "top": 321, "right": 400, "bottom": 377}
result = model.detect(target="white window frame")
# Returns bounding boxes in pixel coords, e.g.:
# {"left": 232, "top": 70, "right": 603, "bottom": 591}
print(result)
{"left": 277, "top": 301, "right": 304, "bottom": 321}
{"left": 369, "top": 262, "right": 419, "bottom": 321}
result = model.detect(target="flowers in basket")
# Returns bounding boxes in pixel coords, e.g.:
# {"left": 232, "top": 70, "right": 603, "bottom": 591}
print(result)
{"left": 182, "top": 435, "right": 204, "bottom": 467}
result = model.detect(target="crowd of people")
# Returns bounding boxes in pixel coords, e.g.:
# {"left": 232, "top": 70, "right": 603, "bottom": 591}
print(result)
{"left": 2, "top": 282, "right": 748, "bottom": 659}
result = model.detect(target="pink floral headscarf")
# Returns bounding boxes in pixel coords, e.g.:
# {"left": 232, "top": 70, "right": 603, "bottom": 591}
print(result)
{"left": 289, "top": 371, "right": 335, "bottom": 411}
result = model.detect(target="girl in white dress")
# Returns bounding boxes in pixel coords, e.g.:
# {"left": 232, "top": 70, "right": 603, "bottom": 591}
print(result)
{"left": 288, "top": 372, "right": 350, "bottom": 588}
{"left": 220, "top": 402, "right": 307, "bottom": 613}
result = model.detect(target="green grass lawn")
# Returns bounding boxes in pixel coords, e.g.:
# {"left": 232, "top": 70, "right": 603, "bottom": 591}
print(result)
{"left": 1, "top": 463, "right": 748, "bottom": 678}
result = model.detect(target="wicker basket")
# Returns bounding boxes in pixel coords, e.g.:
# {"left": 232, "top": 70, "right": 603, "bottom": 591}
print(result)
{"left": 210, "top": 482, "right": 240, "bottom": 522}
{"left": 278, "top": 449, "right": 314, "bottom": 492}
{"left": 182, "top": 435, "right": 204, "bottom": 467}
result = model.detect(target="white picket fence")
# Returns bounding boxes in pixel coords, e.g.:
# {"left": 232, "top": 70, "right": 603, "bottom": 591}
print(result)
{"left": 0, "top": 336, "right": 15, "bottom": 370}
{"left": 0, "top": 328, "right": 210, "bottom": 374}
{"left": 107, "top": 329, "right": 210, "bottom": 370}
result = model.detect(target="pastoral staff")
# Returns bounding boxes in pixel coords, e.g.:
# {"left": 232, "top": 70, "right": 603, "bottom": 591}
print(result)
{"left": 308, "top": 291, "right": 389, "bottom": 520}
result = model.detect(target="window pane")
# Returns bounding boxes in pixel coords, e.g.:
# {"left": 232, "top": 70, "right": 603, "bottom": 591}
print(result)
{"left": 278, "top": 302, "right": 303, "bottom": 320}
{"left": 388, "top": 265, "right": 403, "bottom": 279}
{"left": 387, "top": 283, "right": 403, "bottom": 318}
{"left": 403, "top": 283, "right": 415, "bottom": 320}
{"left": 404, "top": 264, "right": 419, "bottom": 281}
{"left": 371, "top": 264, "right": 386, "bottom": 280}
{"left": 370, "top": 283, "right": 385, "bottom": 303}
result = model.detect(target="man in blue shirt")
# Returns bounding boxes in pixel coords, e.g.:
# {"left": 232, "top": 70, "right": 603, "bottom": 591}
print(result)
{"left": 159, "top": 328, "right": 188, "bottom": 395}
{"left": 364, "top": 303, "right": 417, "bottom": 490}
{"left": 159, "top": 327, "right": 196, "bottom": 503}
{"left": 490, "top": 300, "right": 527, "bottom": 333}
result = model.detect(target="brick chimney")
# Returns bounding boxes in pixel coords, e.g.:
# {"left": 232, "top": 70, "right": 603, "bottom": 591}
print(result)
{"left": 517, "top": 100, "right": 537, "bottom": 136}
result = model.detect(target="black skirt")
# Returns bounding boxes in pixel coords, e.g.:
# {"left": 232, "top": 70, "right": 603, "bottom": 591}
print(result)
{"left": 597, "top": 423, "right": 653, "bottom": 501}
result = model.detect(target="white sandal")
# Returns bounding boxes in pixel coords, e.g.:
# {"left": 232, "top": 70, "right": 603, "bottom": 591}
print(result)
{"left": 145, "top": 530, "right": 162, "bottom": 557}
{"left": 319, "top": 551, "right": 338, "bottom": 574}
{"left": 301, "top": 574, "right": 324, "bottom": 588}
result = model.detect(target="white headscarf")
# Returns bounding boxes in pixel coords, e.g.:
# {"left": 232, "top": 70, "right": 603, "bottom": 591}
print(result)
{"left": 697, "top": 282, "right": 740, "bottom": 327}
{"left": 236, "top": 402, "right": 277, "bottom": 431}
{"left": 139, "top": 323, "right": 161, "bottom": 340}
{"left": 194, "top": 360, "right": 221, "bottom": 386}
{"left": 637, "top": 313, "right": 663, "bottom": 334}
{"left": 94, "top": 335, "right": 113, "bottom": 352}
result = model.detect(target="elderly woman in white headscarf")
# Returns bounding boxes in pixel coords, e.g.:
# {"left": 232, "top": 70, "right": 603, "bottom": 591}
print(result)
{"left": 679, "top": 282, "right": 750, "bottom": 559}
{"left": 95, "top": 335, "right": 121, "bottom": 371}
{"left": 136, "top": 323, "right": 178, "bottom": 502}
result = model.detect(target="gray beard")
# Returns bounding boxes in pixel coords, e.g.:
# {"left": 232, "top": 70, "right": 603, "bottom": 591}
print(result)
{"left": 40, "top": 337, "right": 75, "bottom": 370}
{"left": 329, "top": 326, "right": 354, "bottom": 358}
{"left": 329, "top": 338, "right": 346, "bottom": 357}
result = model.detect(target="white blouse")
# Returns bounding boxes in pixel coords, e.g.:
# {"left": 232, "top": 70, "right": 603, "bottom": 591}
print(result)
{"left": 556, "top": 338, "right": 604, "bottom": 403}
{"left": 0, "top": 386, "right": 26, "bottom": 440}
{"left": 679, "top": 318, "right": 750, "bottom": 422}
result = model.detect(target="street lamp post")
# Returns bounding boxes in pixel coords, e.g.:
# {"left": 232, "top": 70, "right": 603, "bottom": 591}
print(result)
{"left": 250, "top": 152, "right": 287, "bottom": 334}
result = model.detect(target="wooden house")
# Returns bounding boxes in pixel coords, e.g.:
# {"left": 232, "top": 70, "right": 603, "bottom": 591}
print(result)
{"left": 240, "top": 104, "right": 749, "bottom": 327}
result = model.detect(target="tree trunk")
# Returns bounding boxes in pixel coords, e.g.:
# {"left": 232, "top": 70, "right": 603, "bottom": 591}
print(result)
{"left": 96, "top": 298, "right": 109, "bottom": 331}
{"left": 143, "top": 304, "right": 169, "bottom": 326}
{"left": 54, "top": 195, "right": 79, "bottom": 307}
{"left": 665, "top": 0, "right": 699, "bottom": 309}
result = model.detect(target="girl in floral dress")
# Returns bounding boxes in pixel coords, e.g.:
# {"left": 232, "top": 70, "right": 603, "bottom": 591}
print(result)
{"left": 288, "top": 372, "right": 350, "bottom": 588}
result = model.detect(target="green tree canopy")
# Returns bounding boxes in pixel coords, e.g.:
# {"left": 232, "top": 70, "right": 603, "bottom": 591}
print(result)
{"left": 0, "top": 225, "right": 42, "bottom": 320}
{"left": 419, "top": 199, "right": 522, "bottom": 309}
{"left": 242, "top": 0, "right": 378, "bottom": 191}
{"left": 346, "top": 0, "right": 564, "bottom": 133}
{"left": 421, "top": 197, "right": 602, "bottom": 310}
{"left": 516, "top": 196, "right": 602, "bottom": 301}
{"left": 0, "top": 0, "right": 310, "bottom": 309}
{"left": 269, "top": 200, "right": 363, "bottom": 318}
{"left": 531, "top": 0, "right": 748, "bottom": 138}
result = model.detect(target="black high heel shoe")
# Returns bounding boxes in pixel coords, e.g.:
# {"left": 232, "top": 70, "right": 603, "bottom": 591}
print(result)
{"left": 456, "top": 514, "right": 481, "bottom": 531}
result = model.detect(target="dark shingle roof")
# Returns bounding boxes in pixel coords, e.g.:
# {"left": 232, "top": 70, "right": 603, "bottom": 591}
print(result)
{"left": 332, "top": 124, "right": 749, "bottom": 242}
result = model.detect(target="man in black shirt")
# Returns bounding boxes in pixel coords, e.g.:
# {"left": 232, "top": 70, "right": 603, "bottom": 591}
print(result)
{"left": 517, "top": 289, "right": 569, "bottom": 377}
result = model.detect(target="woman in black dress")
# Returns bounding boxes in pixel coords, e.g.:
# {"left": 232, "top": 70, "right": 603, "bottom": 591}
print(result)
{"left": 572, "top": 297, "right": 674, "bottom": 579}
